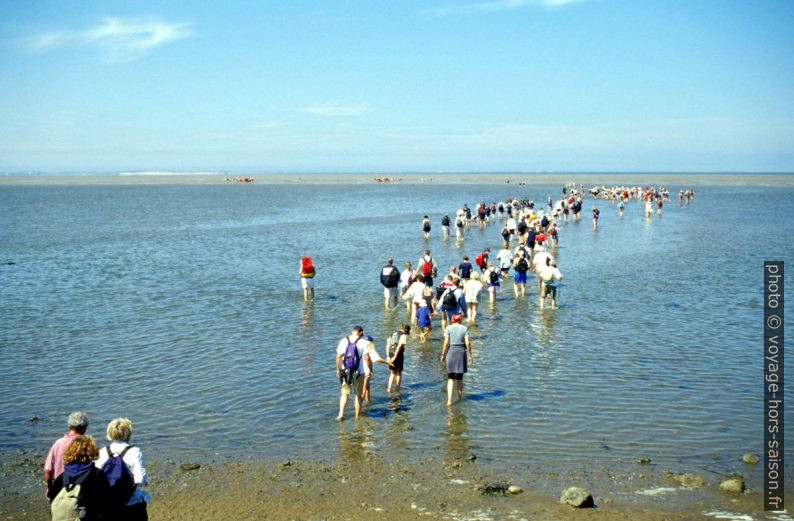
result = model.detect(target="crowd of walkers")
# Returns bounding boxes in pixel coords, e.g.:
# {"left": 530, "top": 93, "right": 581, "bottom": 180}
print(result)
{"left": 43, "top": 412, "right": 148, "bottom": 520}
{"left": 308, "top": 183, "right": 693, "bottom": 420}
{"left": 330, "top": 188, "right": 588, "bottom": 420}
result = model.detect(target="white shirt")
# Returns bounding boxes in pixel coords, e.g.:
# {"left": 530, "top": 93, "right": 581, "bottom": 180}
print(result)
{"left": 539, "top": 265, "right": 562, "bottom": 284}
{"left": 336, "top": 336, "right": 367, "bottom": 373}
{"left": 533, "top": 251, "right": 553, "bottom": 270}
{"left": 464, "top": 279, "right": 483, "bottom": 303}
{"left": 496, "top": 249, "right": 513, "bottom": 269}
{"left": 95, "top": 442, "right": 150, "bottom": 504}
{"left": 402, "top": 281, "right": 427, "bottom": 304}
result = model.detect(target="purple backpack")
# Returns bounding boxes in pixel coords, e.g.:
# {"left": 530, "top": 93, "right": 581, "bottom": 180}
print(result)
{"left": 343, "top": 340, "right": 360, "bottom": 373}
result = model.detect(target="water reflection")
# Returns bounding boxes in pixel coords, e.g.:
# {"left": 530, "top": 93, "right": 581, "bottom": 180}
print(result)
{"left": 338, "top": 418, "right": 376, "bottom": 461}
{"left": 443, "top": 408, "right": 472, "bottom": 463}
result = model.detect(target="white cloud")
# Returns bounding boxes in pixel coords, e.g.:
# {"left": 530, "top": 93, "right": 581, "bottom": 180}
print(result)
{"left": 293, "top": 103, "right": 375, "bottom": 117}
{"left": 432, "top": 0, "right": 586, "bottom": 16}
{"left": 27, "top": 17, "right": 192, "bottom": 60}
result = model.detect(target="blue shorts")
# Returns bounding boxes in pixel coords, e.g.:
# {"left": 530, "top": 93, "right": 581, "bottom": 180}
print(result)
{"left": 513, "top": 271, "right": 527, "bottom": 284}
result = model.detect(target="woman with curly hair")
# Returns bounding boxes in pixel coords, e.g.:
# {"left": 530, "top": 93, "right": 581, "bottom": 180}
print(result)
{"left": 47, "top": 435, "right": 110, "bottom": 520}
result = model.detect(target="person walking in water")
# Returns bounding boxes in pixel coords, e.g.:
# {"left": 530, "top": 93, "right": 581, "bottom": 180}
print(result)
{"left": 336, "top": 326, "right": 368, "bottom": 421}
{"left": 440, "top": 314, "right": 473, "bottom": 406}
{"left": 538, "top": 260, "right": 563, "bottom": 309}
{"left": 592, "top": 207, "right": 600, "bottom": 229}
{"left": 299, "top": 256, "right": 316, "bottom": 301}
{"left": 441, "top": 214, "right": 450, "bottom": 239}
{"left": 386, "top": 324, "right": 410, "bottom": 394}
{"left": 422, "top": 215, "right": 431, "bottom": 240}
{"left": 463, "top": 272, "right": 483, "bottom": 324}
{"left": 380, "top": 257, "right": 401, "bottom": 309}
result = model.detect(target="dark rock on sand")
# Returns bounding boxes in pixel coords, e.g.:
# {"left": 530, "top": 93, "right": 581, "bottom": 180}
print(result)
{"left": 180, "top": 463, "right": 201, "bottom": 471}
{"left": 719, "top": 477, "right": 745, "bottom": 495}
{"left": 560, "top": 486, "right": 595, "bottom": 508}
{"left": 636, "top": 457, "right": 651, "bottom": 465}
{"left": 479, "top": 481, "right": 510, "bottom": 496}
{"left": 742, "top": 453, "right": 760, "bottom": 464}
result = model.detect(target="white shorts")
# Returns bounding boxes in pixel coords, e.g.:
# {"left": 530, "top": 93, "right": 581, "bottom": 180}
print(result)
{"left": 383, "top": 286, "right": 398, "bottom": 299}
{"left": 301, "top": 277, "right": 315, "bottom": 289}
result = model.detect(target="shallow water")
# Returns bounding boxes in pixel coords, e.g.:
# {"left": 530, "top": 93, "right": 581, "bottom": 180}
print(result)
{"left": 1, "top": 179, "right": 792, "bottom": 481}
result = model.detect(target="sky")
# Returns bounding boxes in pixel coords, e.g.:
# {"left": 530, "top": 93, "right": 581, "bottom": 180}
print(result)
{"left": 1, "top": 0, "right": 793, "bottom": 173}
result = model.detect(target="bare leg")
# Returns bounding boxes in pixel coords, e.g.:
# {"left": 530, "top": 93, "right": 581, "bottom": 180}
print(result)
{"left": 387, "top": 372, "right": 395, "bottom": 394}
{"left": 310, "top": 288, "right": 314, "bottom": 301}
{"left": 353, "top": 393, "right": 362, "bottom": 419}
{"left": 457, "top": 379, "right": 464, "bottom": 402}
{"left": 337, "top": 393, "right": 348, "bottom": 421}
{"left": 395, "top": 372, "right": 402, "bottom": 393}
{"left": 446, "top": 378, "right": 455, "bottom": 406}
{"left": 303, "top": 288, "right": 308, "bottom": 302}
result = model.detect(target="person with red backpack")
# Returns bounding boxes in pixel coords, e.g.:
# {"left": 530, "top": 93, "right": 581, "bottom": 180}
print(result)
{"left": 474, "top": 248, "right": 490, "bottom": 273}
{"left": 299, "top": 256, "right": 316, "bottom": 302}
{"left": 417, "top": 250, "right": 436, "bottom": 287}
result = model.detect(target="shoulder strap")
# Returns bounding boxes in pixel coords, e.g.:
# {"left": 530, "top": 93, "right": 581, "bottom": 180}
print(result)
{"left": 120, "top": 445, "right": 134, "bottom": 458}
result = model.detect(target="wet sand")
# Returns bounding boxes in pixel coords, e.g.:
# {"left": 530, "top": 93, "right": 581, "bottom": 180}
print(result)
{"left": 0, "top": 172, "right": 792, "bottom": 186}
{"left": 0, "top": 449, "right": 774, "bottom": 520}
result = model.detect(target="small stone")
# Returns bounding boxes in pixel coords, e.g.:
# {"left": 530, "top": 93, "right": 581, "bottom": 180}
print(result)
{"left": 467, "top": 453, "right": 477, "bottom": 461}
{"left": 675, "top": 473, "right": 705, "bottom": 488}
{"left": 560, "top": 486, "right": 595, "bottom": 508}
{"left": 719, "top": 478, "right": 745, "bottom": 495}
{"left": 636, "top": 457, "right": 651, "bottom": 465}
{"left": 281, "top": 461, "right": 292, "bottom": 468}
{"left": 508, "top": 485, "right": 523, "bottom": 494}
{"left": 742, "top": 453, "right": 759, "bottom": 464}
{"left": 180, "top": 463, "right": 200, "bottom": 471}
{"left": 28, "top": 417, "right": 40, "bottom": 423}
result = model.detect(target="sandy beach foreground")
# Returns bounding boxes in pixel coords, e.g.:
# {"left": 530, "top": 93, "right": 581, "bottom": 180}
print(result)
{"left": 1, "top": 172, "right": 792, "bottom": 186}
{"left": 0, "top": 450, "right": 775, "bottom": 521}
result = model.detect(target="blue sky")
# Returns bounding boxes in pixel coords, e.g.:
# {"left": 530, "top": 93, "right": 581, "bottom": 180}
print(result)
{"left": 1, "top": 0, "right": 793, "bottom": 173}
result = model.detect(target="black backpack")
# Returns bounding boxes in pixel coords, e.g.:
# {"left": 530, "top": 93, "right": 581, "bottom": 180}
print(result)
{"left": 516, "top": 258, "right": 529, "bottom": 273}
{"left": 489, "top": 270, "right": 499, "bottom": 284}
{"left": 441, "top": 289, "right": 457, "bottom": 311}
{"left": 381, "top": 265, "right": 400, "bottom": 288}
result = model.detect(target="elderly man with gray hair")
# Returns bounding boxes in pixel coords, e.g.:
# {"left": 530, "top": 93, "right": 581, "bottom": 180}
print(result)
{"left": 43, "top": 411, "right": 89, "bottom": 488}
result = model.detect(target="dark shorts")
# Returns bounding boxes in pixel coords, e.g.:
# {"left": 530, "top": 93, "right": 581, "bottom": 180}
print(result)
{"left": 448, "top": 373, "right": 464, "bottom": 380}
{"left": 391, "top": 353, "right": 404, "bottom": 372}
{"left": 423, "top": 225, "right": 431, "bottom": 232}
{"left": 542, "top": 284, "right": 557, "bottom": 298}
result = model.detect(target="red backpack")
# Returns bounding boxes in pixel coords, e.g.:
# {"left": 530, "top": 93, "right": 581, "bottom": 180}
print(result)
{"left": 301, "top": 257, "right": 315, "bottom": 277}
{"left": 421, "top": 258, "right": 433, "bottom": 276}
{"left": 475, "top": 253, "right": 485, "bottom": 268}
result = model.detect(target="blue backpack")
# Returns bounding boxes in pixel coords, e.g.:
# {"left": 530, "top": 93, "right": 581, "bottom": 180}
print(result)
{"left": 101, "top": 446, "right": 136, "bottom": 505}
